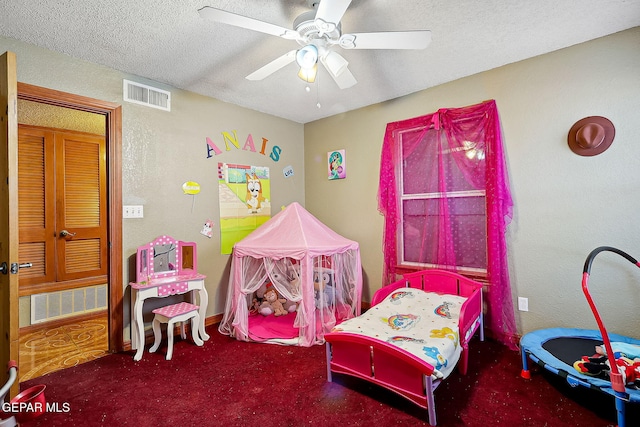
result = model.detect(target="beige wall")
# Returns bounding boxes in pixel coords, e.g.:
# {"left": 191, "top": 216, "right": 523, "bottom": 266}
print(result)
{"left": 1, "top": 36, "right": 305, "bottom": 342}
{"left": 4, "top": 26, "right": 640, "bottom": 343}
{"left": 305, "top": 27, "right": 640, "bottom": 339}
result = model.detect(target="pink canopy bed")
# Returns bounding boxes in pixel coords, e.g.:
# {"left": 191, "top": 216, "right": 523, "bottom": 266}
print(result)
{"left": 218, "top": 202, "right": 363, "bottom": 346}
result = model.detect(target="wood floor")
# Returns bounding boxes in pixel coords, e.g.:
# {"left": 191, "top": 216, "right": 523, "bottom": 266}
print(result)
{"left": 18, "top": 315, "right": 109, "bottom": 383}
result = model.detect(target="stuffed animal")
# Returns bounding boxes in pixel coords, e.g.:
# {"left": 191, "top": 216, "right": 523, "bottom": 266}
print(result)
{"left": 259, "top": 287, "right": 288, "bottom": 316}
{"left": 252, "top": 266, "right": 301, "bottom": 315}
{"left": 270, "top": 271, "right": 299, "bottom": 313}
{"left": 617, "top": 357, "right": 640, "bottom": 388}
{"left": 313, "top": 270, "right": 335, "bottom": 309}
{"left": 249, "top": 282, "right": 268, "bottom": 315}
{"left": 282, "top": 275, "right": 299, "bottom": 313}
{"left": 253, "top": 280, "right": 285, "bottom": 312}
{"left": 255, "top": 281, "right": 269, "bottom": 300}
{"left": 283, "top": 299, "right": 298, "bottom": 313}
{"left": 250, "top": 297, "right": 261, "bottom": 315}
{"left": 573, "top": 342, "right": 640, "bottom": 388}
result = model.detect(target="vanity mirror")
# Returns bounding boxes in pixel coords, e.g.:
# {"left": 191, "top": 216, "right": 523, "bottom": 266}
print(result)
{"left": 153, "top": 243, "right": 177, "bottom": 273}
{"left": 136, "top": 235, "right": 197, "bottom": 283}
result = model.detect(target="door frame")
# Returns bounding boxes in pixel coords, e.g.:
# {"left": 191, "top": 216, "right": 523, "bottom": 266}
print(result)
{"left": 17, "top": 82, "right": 123, "bottom": 352}
{"left": 1, "top": 51, "right": 19, "bottom": 397}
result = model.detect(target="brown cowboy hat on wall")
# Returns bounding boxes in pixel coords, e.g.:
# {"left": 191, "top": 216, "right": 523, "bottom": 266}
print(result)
{"left": 567, "top": 116, "right": 615, "bottom": 156}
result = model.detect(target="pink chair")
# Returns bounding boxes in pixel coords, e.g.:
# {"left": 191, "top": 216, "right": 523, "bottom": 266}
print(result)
{"left": 149, "top": 302, "right": 203, "bottom": 360}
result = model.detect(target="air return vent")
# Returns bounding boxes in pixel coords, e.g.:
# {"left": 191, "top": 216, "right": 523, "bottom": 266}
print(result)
{"left": 30, "top": 284, "right": 108, "bottom": 324}
{"left": 123, "top": 79, "right": 171, "bottom": 111}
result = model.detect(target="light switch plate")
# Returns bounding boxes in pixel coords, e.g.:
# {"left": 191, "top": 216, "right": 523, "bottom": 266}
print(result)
{"left": 123, "top": 205, "right": 144, "bottom": 218}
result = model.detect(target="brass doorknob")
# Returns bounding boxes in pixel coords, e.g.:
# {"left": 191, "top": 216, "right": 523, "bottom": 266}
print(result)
{"left": 59, "top": 230, "right": 77, "bottom": 237}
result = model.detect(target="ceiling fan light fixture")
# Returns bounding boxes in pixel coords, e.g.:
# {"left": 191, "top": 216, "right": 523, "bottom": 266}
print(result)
{"left": 324, "top": 51, "right": 348, "bottom": 77}
{"left": 296, "top": 45, "right": 319, "bottom": 69}
{"left": 199, "top": 4, "right": 432, "bottom": 91}
{"left": 297, "top": 63, "right": 318, "bottom": 83}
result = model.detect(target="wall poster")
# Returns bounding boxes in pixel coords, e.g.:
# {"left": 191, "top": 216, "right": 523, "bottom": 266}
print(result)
{"left": 218, "top": 162, "right": 271, "bottom": 254}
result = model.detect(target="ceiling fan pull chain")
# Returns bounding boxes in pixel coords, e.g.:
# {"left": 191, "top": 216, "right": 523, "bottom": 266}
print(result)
{"left": 316, "top": 73, "right": 321, "bottom": 109}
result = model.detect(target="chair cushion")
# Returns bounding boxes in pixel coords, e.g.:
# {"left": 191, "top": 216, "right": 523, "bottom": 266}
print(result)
{"left": 152, "top": 302, "right": 199, "bottom": 318}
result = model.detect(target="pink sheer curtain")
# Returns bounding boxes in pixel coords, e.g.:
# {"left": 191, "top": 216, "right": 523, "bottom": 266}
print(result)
{"left": 378, "top": 100, "right": 517, "bottom": 349}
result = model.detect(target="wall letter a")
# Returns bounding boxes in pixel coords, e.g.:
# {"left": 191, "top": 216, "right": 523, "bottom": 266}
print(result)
{"left": 206, "top": 137, "right": 222, "bottom": 157}
{"left": 243, "top": 134, "right": 257, "bottom": 152}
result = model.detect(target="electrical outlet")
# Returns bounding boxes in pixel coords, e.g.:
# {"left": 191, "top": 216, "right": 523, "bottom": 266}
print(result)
{"left": 518, "top": 297, "right": 529, "bottom": 312}
{"left": 123, "top": 205, "right": 144, "bottom": 218}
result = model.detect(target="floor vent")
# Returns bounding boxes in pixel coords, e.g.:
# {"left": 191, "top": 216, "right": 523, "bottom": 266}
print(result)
{"left": 123, "top": 79, "right": 171, "bottom": 111}
{"left": 30, "top": 284, "right": 108, "bottom": 324}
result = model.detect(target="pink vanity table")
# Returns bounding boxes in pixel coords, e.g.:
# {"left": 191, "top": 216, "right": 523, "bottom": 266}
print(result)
{"left": 130, "top": 235, "right": 210, "bottom": 361}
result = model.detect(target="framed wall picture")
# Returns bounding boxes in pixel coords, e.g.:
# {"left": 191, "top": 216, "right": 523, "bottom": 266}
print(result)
{"left": 328, "top": 149, "right": 346, "bottom": 180}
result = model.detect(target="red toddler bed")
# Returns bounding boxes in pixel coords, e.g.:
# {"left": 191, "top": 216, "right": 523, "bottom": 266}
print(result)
{"left": 324, "top": 269, "right": 483, "bottom": 425}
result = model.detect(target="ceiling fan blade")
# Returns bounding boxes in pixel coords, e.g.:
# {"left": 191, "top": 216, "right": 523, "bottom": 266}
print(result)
{"left": 340, "top": 30, "right": 432, "bottom": 50}
{"left": 246, "top": 50, "right": 297, "bottom": 81}
{"left": 198, "top": 6, "right": 299, "bottom": 40}
{"left": 315, "top": 0, "right": 352, "bottom": 25}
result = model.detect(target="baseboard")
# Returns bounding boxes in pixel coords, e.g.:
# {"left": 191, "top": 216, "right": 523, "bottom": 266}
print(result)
{"left": 206, "top": 313, "right": 224, "bottom": 327}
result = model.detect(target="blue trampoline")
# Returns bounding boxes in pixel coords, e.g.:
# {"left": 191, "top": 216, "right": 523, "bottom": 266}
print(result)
{"left": 520, "top": 247, "right": 640, "bottom": 427}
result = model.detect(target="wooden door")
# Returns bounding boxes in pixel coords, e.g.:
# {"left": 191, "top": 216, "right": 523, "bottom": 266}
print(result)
{"left": 0, "top": 51, "right": 20, "bottom": 397}
{"left": 16, "top": 126, "right": 55, "bottom": 287}
{"left": 55, "top": 131, "right": 107, "bottom": 282}
{"left": 18, "top": 125, "right": 108, "bottom": 298}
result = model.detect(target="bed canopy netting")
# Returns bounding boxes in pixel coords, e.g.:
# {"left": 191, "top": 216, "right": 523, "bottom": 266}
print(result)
{"left": 218, "top": 202, "right": 363, "bottom": 346}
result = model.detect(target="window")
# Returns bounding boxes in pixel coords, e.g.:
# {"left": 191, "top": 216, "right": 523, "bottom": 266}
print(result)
{"left": 397, "top": 125, "right": 487, "bottom": 274}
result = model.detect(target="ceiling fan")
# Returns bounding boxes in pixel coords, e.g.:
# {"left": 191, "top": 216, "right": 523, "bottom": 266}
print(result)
{"left": 198, "top": 0, "right": 431, "bottom": 89}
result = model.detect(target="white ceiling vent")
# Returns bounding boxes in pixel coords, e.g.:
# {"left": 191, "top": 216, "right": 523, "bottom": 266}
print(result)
{"left": 123, "top": 79, "right": 171, "bottom": 111}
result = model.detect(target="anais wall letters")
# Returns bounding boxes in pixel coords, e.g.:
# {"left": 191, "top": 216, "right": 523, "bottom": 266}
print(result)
{"left": 206, "top": 130, "right": 282, "bottom": 162}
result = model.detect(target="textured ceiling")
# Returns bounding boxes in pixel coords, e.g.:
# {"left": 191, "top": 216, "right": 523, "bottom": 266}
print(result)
{"left": 1, "top": 0, "right": 639, "bottom": 123}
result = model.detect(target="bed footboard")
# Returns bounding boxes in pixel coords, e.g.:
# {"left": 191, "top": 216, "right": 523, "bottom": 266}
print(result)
{"left": 458, "top": 280, "right": 483, "bottom": 375}
{"left": 325, "top": 332, "right": 440, "bottom": 425}
{"left": 325, "top": 269, "right": 484, "bottom": 425}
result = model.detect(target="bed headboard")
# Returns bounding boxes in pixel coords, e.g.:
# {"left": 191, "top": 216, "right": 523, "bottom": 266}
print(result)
{"left": 404, "top": 270, "right": 480, "bottom": 297}
{"left": 371, "top": 269, "right": 482, "bottom": 306}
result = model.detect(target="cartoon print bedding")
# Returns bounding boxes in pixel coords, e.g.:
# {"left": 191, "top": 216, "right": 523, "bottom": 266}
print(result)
{"left": 331, "top": 287, "right": 466, "bottom": 380}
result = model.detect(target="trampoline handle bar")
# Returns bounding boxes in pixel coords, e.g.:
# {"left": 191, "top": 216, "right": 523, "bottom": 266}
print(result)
{"left": 582, "top": 246, "right": 639, "bottom": 274}
{"left": 581, "top": 246, "right": 640, "bottom": 394}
